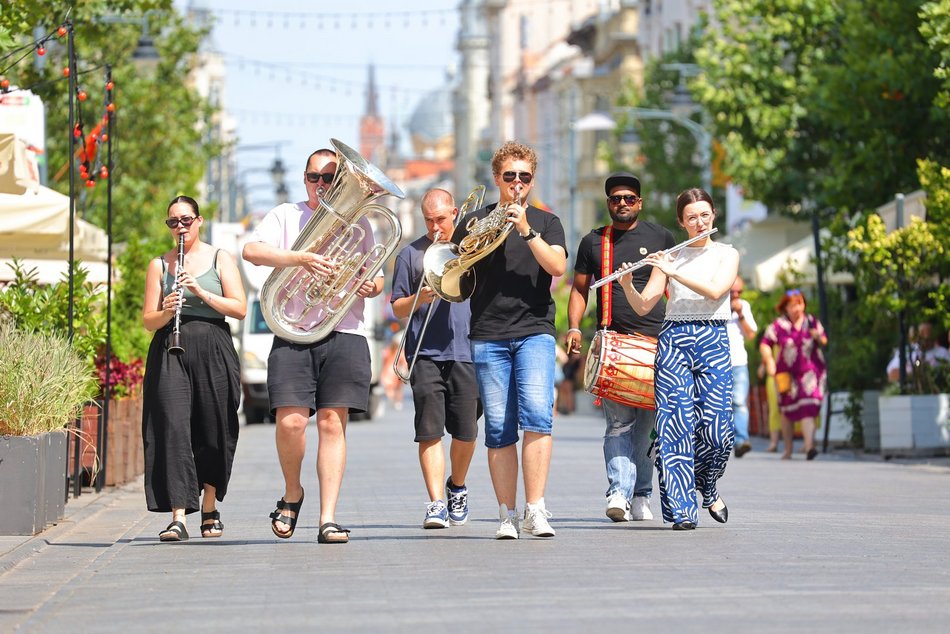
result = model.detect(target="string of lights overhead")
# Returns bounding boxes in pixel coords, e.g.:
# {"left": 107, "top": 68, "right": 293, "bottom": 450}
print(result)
{"left": 219, "top": 51, "right": 454, "bottom": 102}
{"left": 191, "top": 5, "right": 456, "bottom": 30}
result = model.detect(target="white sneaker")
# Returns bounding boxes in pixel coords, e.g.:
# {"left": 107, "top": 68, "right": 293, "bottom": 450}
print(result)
{"left": 606, "top": 492, "right": 632, "bottom": 522}
{"left": 630, "top": 496, "right": 653, "bottom": 521}
{"left": 495, "top": 504, "right": 520, "bottom": 539}
{"left": 522, "top": 503, "right": 556, "bottom": 537}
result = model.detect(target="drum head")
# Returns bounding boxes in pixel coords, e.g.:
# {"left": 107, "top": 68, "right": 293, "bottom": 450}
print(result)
{"left": 583, "top": 331, "right": 604, "bottom": 393}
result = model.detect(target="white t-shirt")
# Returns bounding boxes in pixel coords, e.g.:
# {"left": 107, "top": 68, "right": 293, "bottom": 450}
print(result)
{"left": 726, "top": 298, "right": 757, "bottom": 366}
{"left": 886, "top": 344, "right": 950, "bottom": 375}
{"left": 664, "top": 242, "right": 734, "bottom": 322}
{"left": 250, "top": 201, "right": 381, "bottom": 335}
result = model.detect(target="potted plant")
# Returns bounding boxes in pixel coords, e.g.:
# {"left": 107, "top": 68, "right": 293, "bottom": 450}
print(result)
{"left": 845, "top": 160, "right": 950, "bottom": 456}
{"left": 0, "top": 321, "right": 97, "bottom": 535}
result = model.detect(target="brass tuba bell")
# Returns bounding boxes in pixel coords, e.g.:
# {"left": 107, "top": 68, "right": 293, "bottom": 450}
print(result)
{"left": 259, "top": 139, "right": 404, "bottom": 344}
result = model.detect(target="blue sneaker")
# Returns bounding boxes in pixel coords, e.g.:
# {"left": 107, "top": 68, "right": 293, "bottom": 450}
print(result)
{"left": 423, "top": 500, "right": 449, "bottom": 529}
{"left": 446, "top": 478, "right": 469, "bottom": 526}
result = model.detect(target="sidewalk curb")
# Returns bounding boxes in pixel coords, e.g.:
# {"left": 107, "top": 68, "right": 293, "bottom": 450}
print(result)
{"left": 0, "top": 478, "right": 140, "bottom": 576}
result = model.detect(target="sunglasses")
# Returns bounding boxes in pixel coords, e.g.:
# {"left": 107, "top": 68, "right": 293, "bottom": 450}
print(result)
{"left": 786, "top": 288, "right": 802, "bottom": 297}
{"left": 608, "top": 194, "right": 640, "bottom": 205}
{"left": 501, "top": 171, "right": 533, "bottom": 184}
{"left": 165, "top": 216, "right": 197, "bottom": 229}
{"left": 305, "top": 172, "right": 335, "bottom": 184}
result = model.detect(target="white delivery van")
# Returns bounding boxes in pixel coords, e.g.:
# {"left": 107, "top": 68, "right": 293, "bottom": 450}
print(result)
{"left": 240, "top": 292, "right": 274, "bottom": 424}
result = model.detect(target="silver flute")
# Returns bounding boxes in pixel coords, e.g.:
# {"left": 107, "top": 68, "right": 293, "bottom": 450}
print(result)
{"left": 167, "top": 233, "right": 186, "bottom": 354}
{"left": 589, "top": 227, "right": 718, "bottom": 290}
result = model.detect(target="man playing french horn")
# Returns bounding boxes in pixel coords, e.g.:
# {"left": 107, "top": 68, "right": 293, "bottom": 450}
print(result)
{"left": 450, "top": 141, "right": 567, "bottom": 540}
{"left": 242, "top": 148, "right": 384, "bottom": 545}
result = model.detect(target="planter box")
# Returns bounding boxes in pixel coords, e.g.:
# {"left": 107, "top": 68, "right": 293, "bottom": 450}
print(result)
{"left": 877, "top": 394, "right": 950, "bottom": 457}
{"left": 67, "top": 397, "right": 144, "bottom": 487}
{"left": 0, "top": 430, "right": 68, "bottom": 535}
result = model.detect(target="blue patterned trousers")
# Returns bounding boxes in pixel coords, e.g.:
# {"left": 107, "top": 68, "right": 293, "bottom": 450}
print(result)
{"left": 653, "top": 320, "right": 735, "bottom": 525}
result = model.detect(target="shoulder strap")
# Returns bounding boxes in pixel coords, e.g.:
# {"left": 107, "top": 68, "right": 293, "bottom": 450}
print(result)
{"left": 213, "top": 249, "right": 221, "bottom": 269}
{"left": 599, "top": 226, "right": 613, "bottom": 328}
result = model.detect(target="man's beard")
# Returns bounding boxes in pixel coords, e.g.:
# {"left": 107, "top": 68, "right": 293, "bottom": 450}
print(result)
{"left": 610, "top": 207, "right": 639, "bottom": 224}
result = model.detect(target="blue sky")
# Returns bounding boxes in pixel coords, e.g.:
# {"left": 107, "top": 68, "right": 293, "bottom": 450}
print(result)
{"left": 179, "top": 1, "right": 460, "bottom": 206}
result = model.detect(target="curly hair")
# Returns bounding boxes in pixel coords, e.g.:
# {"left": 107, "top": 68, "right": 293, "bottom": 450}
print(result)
{"left": 490, "top": 141, "right": 538, "bottom": 176}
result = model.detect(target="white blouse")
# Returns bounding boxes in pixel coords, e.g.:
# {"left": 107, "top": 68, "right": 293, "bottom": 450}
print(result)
{"left": 664, "top": 242, "right": 734, "bottom": 322}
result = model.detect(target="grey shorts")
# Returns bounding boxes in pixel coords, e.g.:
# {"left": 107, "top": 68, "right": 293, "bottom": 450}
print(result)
{"left": 267, "top": 332, "right": 371, "bottom": 416}
{"left": 409, "top": 358, "right": 480, "bottom": 442}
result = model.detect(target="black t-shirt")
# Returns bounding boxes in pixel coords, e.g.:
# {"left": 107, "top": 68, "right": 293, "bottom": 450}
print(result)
{"left": 452, "top": 203, "right": 566, "bottom": 340}
{"left": 573, "top": 222, "right": 675, "bottom": 338}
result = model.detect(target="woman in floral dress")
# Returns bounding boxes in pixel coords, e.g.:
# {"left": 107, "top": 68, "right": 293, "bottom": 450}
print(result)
{"left": 759, "top": 289, "right": 828, "bottom": 460}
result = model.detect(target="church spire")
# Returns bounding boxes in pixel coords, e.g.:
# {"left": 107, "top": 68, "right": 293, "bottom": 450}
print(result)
{"left": 365, "top": 63, "right": 379, "bottom": 118}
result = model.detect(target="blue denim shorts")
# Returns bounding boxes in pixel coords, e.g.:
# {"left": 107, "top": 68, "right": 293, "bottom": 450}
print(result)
{"left": 471, "top": 334, "right": 556, "bottom": 448}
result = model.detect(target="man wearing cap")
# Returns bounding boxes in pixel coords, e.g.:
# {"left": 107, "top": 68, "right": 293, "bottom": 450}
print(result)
{"left": 566, "top": 173, "right": 674, "bottom": 522}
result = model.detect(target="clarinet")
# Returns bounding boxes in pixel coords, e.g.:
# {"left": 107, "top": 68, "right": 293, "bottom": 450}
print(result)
{"left": 167, "top": 233, "right": 186, "bottom": 355}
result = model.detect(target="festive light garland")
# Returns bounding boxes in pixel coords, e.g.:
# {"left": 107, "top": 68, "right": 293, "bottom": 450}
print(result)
{"left": 0, "top": 20, "right": 113, "bottom": 191}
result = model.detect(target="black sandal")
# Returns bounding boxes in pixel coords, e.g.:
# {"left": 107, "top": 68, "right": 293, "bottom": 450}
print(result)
{"left": 318, "top": 522, "right": 350, "bottom": 544}
{"left": 159, "top": 520, "right": 189, "bottom": 542}
{"left": 270, "top": 489, "right": 304, "bottom": 539}
{"left": 200, "top": 510, "right": 224, "bottom": 538}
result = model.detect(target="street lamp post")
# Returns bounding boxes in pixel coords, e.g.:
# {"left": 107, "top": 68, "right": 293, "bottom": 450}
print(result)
{"left": 575, "top": 108, "right": 712, "bottom": 195}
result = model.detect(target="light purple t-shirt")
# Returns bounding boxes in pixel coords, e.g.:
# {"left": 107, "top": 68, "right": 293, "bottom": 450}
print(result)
{"left": 250, "top": 201, "right": 381, "bottom": 336}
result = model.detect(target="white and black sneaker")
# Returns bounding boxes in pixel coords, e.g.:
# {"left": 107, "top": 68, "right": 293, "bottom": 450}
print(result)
{"left": 606, "top": 492, "right": 632, "bottom": 522}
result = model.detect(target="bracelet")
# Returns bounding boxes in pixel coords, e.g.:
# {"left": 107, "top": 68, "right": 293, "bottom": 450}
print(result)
{"left": 567, "top": 328, "right": 581, "bottom": 335}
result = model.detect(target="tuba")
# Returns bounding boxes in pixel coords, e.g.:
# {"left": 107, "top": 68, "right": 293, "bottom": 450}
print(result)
{"left": 424, "top": 185, "right": 524, "bottom": 302}
{"left": 259, "top": 139, "right": 404, "bottom": 344}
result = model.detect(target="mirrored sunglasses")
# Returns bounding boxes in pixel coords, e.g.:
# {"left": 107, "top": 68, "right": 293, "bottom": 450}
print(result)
{"left": 608, "top": 194, "right": 640, "bottom": 205}
{"left": 501, "top": 171, "right": 533, "bottom": 184}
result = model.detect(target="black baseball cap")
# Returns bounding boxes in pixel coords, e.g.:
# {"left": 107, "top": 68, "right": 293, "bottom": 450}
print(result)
{"left": 604, "top": 172, "right": 641, "bottom": 196}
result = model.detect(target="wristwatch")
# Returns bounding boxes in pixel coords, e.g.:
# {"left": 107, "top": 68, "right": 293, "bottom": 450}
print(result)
{"left": 521, "top": 228, "right": 538, "bottom": 241}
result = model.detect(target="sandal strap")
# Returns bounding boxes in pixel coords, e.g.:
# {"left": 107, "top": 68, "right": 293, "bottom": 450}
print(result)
{"left": 320, "top": 522, "right": 350, "bottom": 535}
{"left": 160, "top": 520, "right": 188, "bottom": 539}
{"left": 201, "top": 510, "right": 220, "bottom": 522}
{"left": 269, "top": 510, "right": 295, "bottom": 524}
{"left": 201, "top": 519, "right": 224, "bottom": 532}
{"left": 274, "top": 496, "right": 304, "bottom": 513}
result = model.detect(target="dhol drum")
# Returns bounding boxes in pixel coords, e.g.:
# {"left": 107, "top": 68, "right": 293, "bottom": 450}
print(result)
{"left": 583, "top": 330, "right": 657, "bottom": 410}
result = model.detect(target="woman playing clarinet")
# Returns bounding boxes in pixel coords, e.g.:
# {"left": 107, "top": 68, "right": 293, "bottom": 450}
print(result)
{"left": 142, "top": 195, "right": 247, "bottom": 541}
{"left": 618, "top": 188, "right": 739, "bottom": 530}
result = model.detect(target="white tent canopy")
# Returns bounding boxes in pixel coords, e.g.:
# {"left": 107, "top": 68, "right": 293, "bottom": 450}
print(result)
{"left": 753, "top": 229, "right": 853, "bottom": 292}
{"left": 0, "top": 132, "right": 108, "bottom": 285}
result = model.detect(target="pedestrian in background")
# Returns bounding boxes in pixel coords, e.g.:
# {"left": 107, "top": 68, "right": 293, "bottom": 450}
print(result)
{"left": 759, "top": 289, "right": 827, "bottom": 460}
{"left": 142, "top": 195, "right": 246, "bottom": 542}
{"left": 727, "top": 276, "right": 758, "bottom": 457}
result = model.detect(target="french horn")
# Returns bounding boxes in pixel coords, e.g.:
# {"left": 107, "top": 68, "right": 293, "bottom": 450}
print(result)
{"left": 259, "top": 139, "right": 404, "bottom": 344}
{"left": 423, "top": 185, "right": 524, "bottom": 302}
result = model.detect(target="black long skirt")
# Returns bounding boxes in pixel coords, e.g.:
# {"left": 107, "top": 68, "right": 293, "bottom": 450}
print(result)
{"left": 142, "top": 317, "right": 241, "bottom": 514}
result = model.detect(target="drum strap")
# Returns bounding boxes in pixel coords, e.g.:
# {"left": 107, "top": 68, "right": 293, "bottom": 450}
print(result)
{"left": 600, "top": 226, "right": 614, "bottom": 329}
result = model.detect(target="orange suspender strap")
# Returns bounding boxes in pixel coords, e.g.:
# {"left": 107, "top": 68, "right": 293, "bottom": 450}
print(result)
{"left": 600, "top": 226, "right": 613, "bottom": 329}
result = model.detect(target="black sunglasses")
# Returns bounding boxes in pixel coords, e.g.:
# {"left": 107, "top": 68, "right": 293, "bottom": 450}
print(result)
{"left": 501, "top": 171, "right": 533, "bottom": 184}
{"left": 608, "top": 194, "right": 640, "bottom": 205}
{"left": 165, "top": 216, "right": 197, "bottom": 229}
{"left": 305, "top": 171, "right": 335, "bottom": 184}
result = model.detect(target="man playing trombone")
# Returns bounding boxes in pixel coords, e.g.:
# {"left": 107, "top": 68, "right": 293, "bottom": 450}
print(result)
{"left": 390, "top": 188, "right": 480, "bottom": 529}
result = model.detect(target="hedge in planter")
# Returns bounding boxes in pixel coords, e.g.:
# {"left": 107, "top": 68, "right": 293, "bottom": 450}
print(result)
{"left": 0, "top": 322, "right": 97, "bottom": 535}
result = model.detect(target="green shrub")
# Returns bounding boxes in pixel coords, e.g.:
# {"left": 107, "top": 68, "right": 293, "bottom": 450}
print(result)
{"left": 0, "top": 321, "right": 97, "bottom": 436}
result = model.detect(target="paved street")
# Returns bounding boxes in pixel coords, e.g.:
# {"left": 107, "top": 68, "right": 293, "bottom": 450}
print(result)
{"left": 2, "top": 397, "right": 949, "bottom": 633}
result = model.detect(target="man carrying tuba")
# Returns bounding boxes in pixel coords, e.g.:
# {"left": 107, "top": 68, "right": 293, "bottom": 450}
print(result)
{"left": 242, "top": 147, "right": 384, "bottom": 545}
{"left": 451, "top": 141, "right": 567, "bottom": 540}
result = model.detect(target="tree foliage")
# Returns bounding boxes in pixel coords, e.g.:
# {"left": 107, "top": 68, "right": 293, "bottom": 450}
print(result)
{"left": 694, "top": 0, "right": 947, "bottom": 214}
{"left": 1, "top": 1, "right": 216, "bottom": 363}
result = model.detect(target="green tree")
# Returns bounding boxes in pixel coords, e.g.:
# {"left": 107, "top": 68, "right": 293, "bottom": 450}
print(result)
{"left": 1, "top": 1, "right": 218, "bottom": 362}
{"left": 694, "top": 0, "right": 947, "bottom": 214}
